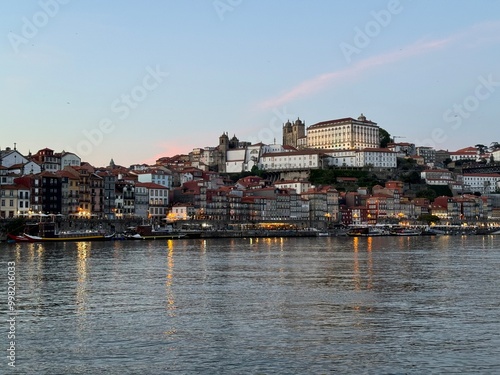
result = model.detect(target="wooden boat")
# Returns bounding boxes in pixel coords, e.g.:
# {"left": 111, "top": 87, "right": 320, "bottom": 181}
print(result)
{"left": 7, "top": 222, "right": 114, "bottom": 243}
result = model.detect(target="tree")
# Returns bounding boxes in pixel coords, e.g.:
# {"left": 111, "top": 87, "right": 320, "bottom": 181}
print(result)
{"left": 417, "top": 214, "right": 441, "bottom": 225}
{"left": 379, "top": 128, "right": 392, "bottom": 148}
{"left": 490, "top": 142, "right": 500, "bottom": 152}
{"left": 250, "top": 165, "right": 265, "bottom": 177}
{"left": 401, "top": 171, "right": 421, "bottom": 184}
{"left": 475, "top": 144, "right": 488, "bottom": 155}
{"left": 416, "top": 188, "right": 437, "bottom": 201}
{"left": 454, "top": 158, "right": 475, "bottom": 166}
{"left": 443, "top": 157, "right": 452, "bottom": 166}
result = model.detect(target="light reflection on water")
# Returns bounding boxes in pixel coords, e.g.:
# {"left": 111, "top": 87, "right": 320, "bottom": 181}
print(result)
{"left": 1, "top": 235, "right": 500, "bottom": 374}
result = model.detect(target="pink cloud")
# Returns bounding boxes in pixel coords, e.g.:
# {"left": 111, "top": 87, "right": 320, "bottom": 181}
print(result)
{"left": 257, "top": 21, "right": 500, "bottom": 110}
{"left": 141, "top": 141, "right": 191, "bottom": 165}
{"left": 258, "top": 37, "right": 453, "bottom": 110}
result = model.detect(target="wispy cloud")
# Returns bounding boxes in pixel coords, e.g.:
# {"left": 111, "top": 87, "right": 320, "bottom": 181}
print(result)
{"left": 258, "top": 22, "right": 500, "bottom": 110}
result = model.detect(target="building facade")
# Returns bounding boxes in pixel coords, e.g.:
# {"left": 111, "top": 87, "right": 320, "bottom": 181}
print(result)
{"left": 283, "top": 118, "right": 306, "bottom": 148}
{"left": 306, "top": 114, "right": 379, "bottom": 150}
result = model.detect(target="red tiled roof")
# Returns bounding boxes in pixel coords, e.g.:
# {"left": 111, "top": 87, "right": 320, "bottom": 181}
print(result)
{"left": 358, "top": 148, "right": 394, "bottom": 153}
{"left": 261, "top": 150, "right": 324, "bottom": 158}
{"left": 463, "top": 173, "right": 500, "bottom": 177}
{"left": 135, "top": 182, "right": 168, "bottom": 189}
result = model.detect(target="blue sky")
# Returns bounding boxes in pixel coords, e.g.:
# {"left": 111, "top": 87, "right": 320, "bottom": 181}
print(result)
{"left": 1, "top": 0, "right": 500, "bottom": 167}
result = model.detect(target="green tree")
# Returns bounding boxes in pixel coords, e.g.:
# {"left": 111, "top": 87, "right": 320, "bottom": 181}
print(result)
{"left": 443, "top": 157, "right": 452, "bottom": 166}
{"left": 475, "top": 144, "right": 488, "bottom": 155}
{"left": 309, "top": 169, "right": 337, "bottom": 185}
{"left": 250, "top": 165, "right": 265, "bottom": 177}
{"left": 401, "top": 171, "right": 421, "bottom": 184}
{"left": 379, "top": 128, "right": 392, "bottom": 148}
{"left": 417, "top": 214, "right": 441, "bottom": 225}
{"left": 416, "top": 188, "right": 437, "bottom": 201}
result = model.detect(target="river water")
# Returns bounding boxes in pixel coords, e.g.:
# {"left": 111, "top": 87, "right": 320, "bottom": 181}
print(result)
{"left": 1, "top": 235, "right": 500, "bottom": 374}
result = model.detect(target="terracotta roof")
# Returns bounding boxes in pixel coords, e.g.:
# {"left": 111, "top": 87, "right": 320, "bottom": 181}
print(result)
{"left": 261, "top": 150, "right": 324, "bottom": 158}
{"left": 358, "top": 148, "right": 394, "bottom": 153}
{"left": 463, "top": 173, "right": 500, "bottom": 177}
{"left": 135, "top": 182, "right": 168, "bottom": 189}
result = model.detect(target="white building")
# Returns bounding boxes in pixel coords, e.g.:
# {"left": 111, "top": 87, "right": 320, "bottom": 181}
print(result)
{"left": 355, "top": 148, "right": 397, "bottom": 168}
{"left": 306, "top": 114, "right": 379, "bottom": 150}
{"left": 260, "top": 150, "right": 327, "bottom": 170}
{"left": 462, "top": 173, "right": 500, "bottom": 194}
{"left": 449, "top": 147, "right": 478, "bottom": 162}
{"left": 493, "top": 149, "right": 500, "bottom": 162}
{"left": 324, "top": 149, "right": 357, "bottom": 167}
{"left": 60, "top": 152, "right": 81, "bottom": 169}
{"left": 421, "top": 169, "right": 455, "bottom": 186}
{"left": 8, "top": 160, "right": 41, "bottom": 175}
{"left": 134, "top": 168, "right": 172, "bottom": 189}
{"left": 225, "top": 143, "right": 292, "bottom": 173}
{"left": 0, "top": 147, "right": 28, "bottom": 168}
{"left": 225, "top": 148, "right": 247, "bottom": 173}
{"left": 274, "top": 180, "right": 312, "bottom": 195}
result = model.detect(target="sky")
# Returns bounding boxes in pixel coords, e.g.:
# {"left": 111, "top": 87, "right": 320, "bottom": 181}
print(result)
{"left": 1, "top": 0, "right": 500, "bottom": 167}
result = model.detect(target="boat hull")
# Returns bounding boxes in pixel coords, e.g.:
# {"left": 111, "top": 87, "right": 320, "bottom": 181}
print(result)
{"left": 127, "top": 233, "right": 187, "bottom": 240}
{"left": 10, "top": 233, "right": 115, "bottom": 243}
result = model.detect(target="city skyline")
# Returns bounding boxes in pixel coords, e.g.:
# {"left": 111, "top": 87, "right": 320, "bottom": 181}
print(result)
{"left": 2, "top": 0, "right": 500, "bottom": 167}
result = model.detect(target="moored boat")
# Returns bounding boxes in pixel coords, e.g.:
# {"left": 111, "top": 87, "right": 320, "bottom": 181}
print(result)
{"left": 7, "top": 232, "right": 115, "bottom": 243}
{"left": 7, "top": 233, "right": 31, "bottom": 242}
{"left": 124, "top": 224, "right": 187, "bottom": 240}
{"left": 347, "top": 226, "right": 391, "bottom": 237}
{"left": 7, "top": 222, "right": 114, "bottom": 243}
{"left": 21, "top": 232, "right": 114, "bottom": 242}
{"left": 392, "top": 228, "right": 422, "bottom": 236}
